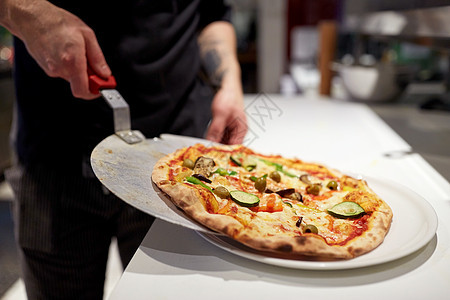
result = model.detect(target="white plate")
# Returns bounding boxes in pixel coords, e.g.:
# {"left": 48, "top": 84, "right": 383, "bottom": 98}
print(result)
{"left": 198, "top": 176, "right": 438, "bottom": 270}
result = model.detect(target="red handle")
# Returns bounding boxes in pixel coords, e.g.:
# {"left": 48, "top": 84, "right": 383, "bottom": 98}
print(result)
{"left": 88, "top": 67, "right": 117, "bottom": 94}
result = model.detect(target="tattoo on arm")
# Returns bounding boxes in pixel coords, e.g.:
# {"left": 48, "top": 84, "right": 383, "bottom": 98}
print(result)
{"left": 202, "top": 49, "right": 226, "bottom": 87}
{"left": 199, "top": 39, "right": 228, "bottom": 87}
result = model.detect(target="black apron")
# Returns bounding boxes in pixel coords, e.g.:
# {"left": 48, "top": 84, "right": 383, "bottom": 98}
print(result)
{"left": 12, "top": 0, "right": 230, "bottom": 172}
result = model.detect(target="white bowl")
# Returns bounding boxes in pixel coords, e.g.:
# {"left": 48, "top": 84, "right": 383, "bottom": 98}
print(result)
{"left": 335, "top": 63, "right": 402, "bottom": 102}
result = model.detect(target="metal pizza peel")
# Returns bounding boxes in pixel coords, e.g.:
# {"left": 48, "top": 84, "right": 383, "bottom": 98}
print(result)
{"left": 88, "top": 72, "right": 217, "bottom": 234}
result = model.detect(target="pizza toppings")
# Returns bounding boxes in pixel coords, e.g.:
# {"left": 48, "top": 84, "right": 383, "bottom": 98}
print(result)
{"left": 182, "top": 158, "right": 195, "bottom": 169}
{"left": 275, "top": 188, "right": 302, "bottom": 201}
{"left": 254, "top": 175, "right": 267, "bottom": 193}
{"left": 259, "top": 158, "right": 297, "bottom": 178}
{"left": 269, "top": 171, "right": 281, "bottom": 182}
{"left": 153, "top": 143, "right": 392, "bottom": 259}
{"left": 193, "top": 156, "right": 215, "bottom": 177}
{"left": 303, "top": 224, "right": 319, "bottom": 234}
{"left": 327, "top": 201, "right": 365, "bottom": 218}
{"left": 192, "top": 173, "right": 212, "bottom": 183}
{"left": 327, "top": 180, "right": 339, "bottom": 190}
{"left": 186, "top": 176, "right": 212, "bottom": 192}
{"left": 306, "top": 184, "right": 321, "bottom": 196}
{"left": 213, "top": 186, "right": 230, "bottom": 199}
{"left": 230, "top": 153, "right": 257, "bottom": 171}
{"left": 214, "top": 168, "right": 237, "bottom": 176}
{"left": 299, "top": 174, "right": 312, "bottom": 184}
{"left": 230, "top": 190, "right": 260, "bottom": 207}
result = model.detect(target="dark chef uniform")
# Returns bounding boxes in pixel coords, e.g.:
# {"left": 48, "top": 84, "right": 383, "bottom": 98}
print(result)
{"left": 6, "top": 1, "right": 231, "bottom": 298}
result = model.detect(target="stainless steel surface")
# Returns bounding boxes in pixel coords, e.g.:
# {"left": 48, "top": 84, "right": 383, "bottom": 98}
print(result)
{"left": 342, "top": 1, "right": 450, "bottom": 50}
{"left": 90, "top": 133, "right": 218, "bottom": 234}
{"left": 344, "top": 6, "right": 450, "bottom": 39}
{"left": 100, "top": 89, "right": 143, "bottom": 144}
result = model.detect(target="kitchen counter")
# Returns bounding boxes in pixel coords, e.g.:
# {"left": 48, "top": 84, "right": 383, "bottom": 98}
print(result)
{"left": 108, "top": 94, "right": 450, "bottom": 300}
{"left": 369, "top": 102, "right": 450, "bottom": 182}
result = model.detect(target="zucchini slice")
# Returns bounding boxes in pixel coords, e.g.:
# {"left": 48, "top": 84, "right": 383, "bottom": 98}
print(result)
{"left": 230, "top": 191, "right": 260, "bottom": 207}
{"left": 327, "top": 201, "right": 365, "bottom": 218}
{"left": 230, "top": 153, "right": 243, "bottom": 166}
{"left": 230, "top": 153, "right": 257, "bottom": 171}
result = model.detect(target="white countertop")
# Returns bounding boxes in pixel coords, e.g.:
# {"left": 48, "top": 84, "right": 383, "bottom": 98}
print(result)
{"left": 109, "top": 94, "right": 450, "bottom": 300}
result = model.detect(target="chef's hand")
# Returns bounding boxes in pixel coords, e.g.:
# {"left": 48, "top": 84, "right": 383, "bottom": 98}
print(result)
{"left": 206, "top": 85, "right": 247, "bottom": 145}
{"left": 0, "top": 0, "right": 111, "bottom": 99}
{"left": 199, "top": 21, "right": 247, "bottom": 145}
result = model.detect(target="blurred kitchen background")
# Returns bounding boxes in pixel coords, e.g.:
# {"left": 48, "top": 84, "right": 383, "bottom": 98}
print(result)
{"left": 1, "top": 0, "right": 450, "bottom": 298}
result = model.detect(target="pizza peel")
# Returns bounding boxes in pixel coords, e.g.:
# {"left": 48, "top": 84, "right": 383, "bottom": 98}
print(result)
{"left": 88, "top": 72, "right": 218, "bottom": 234}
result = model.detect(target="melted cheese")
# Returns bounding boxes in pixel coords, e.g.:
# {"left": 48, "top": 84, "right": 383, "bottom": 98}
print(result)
{"left": 180, "top": 146, "right": 369, "bottom": 245}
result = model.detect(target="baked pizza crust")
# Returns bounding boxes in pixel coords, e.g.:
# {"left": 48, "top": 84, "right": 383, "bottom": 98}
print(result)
{"left": 152, "top": 144, "right": 393, "bottom": 260}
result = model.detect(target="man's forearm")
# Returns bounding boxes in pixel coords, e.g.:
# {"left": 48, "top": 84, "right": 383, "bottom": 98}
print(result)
{"left": 1, "top": 0, "right": 111, "bottom": 99}
{"left": 198, "top": 21, "right": 241, "bottom": 91}
{"left": 0, "top": 0, "right": 37, "bottom": 37}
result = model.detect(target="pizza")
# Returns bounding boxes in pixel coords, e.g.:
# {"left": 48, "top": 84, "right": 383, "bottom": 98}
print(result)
{"left": 152, "top": 143, "right": 393, "bottom": 260}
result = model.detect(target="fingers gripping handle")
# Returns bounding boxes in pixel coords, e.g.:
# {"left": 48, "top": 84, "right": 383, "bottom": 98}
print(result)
{"left": 87, "top": 68, "right": 143, "bottom": 144}
{"left": 87, "top": 68, "right": 117, "bottom": 94}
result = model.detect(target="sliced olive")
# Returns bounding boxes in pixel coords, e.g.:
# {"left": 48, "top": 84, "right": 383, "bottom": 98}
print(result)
{"left": 255, "top": 176, "right": 267, "bottom": 193}
{"left": 327, "top": 180, "right": 338, "bottom": 190}
{"left": 296, "top": 216, "right": 303, "bottom": 227}
{"left": 182, "top": 158, "right": 195, "bottom": 169}
{"left": 300, "top": 174, "right": 311, "bottom": 184}
{"left": 269, "top": 171, "right": 281, "bottom": 183}
{"left": 213, "top": 186, "right": 230, "bottom": 199}
{"left": 303, "top": 224, "right": 318, "bottom": 234}
{"left": 306, "top": 184, "right": 321, "bottom": 196}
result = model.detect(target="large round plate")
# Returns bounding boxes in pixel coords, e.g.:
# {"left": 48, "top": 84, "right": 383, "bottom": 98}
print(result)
{"left": 198, "top": 176, "right": 438, "bottom": 270}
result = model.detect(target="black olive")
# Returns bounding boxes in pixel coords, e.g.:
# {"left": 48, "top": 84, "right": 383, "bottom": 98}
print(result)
{"left": 296, "top": 216, "right": 303, "bottom": 227}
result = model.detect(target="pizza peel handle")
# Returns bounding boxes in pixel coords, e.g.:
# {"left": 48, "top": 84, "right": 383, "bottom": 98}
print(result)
{"left": 88, "top": 69, "right": 143, "bottom": 144}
